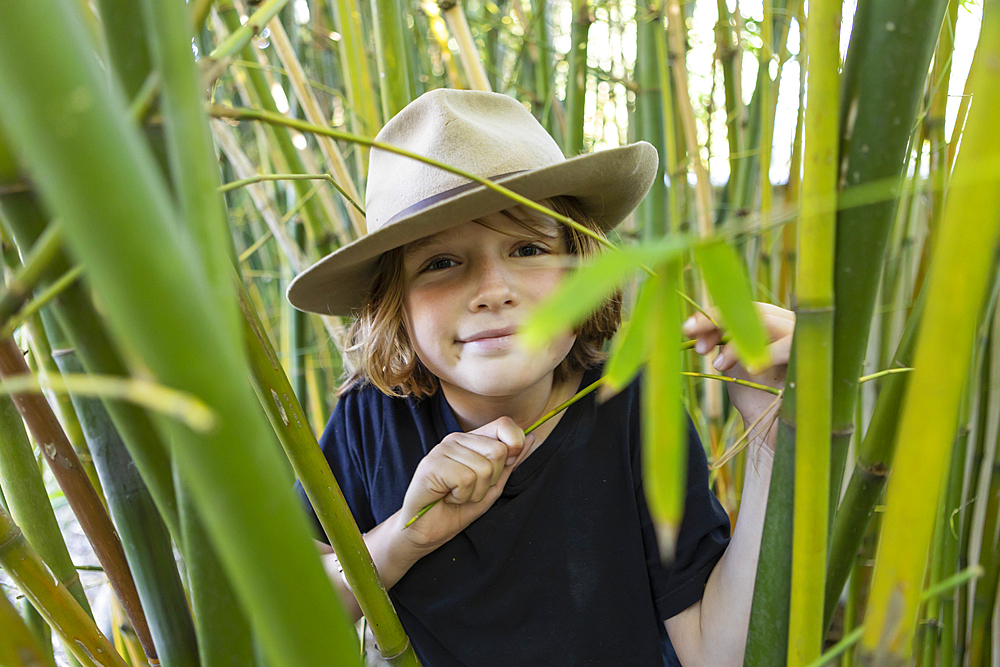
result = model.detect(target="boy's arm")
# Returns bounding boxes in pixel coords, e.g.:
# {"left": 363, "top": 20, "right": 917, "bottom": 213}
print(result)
{"left": 664, "top": 426, "right": 775, "bottom": 666}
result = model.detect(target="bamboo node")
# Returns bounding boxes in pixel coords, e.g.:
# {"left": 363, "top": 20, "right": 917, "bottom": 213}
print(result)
{"left": 859, "top": 460, "right": 888, "bottom": 478}
{"left": 0, "top": 523, "right": 22, "bottom": 552}
{"left": 380, "top": 636, "right": 412, "bottom": 661}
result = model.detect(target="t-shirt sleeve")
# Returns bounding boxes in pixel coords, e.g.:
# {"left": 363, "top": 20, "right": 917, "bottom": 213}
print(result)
{"left": 294, "top": 388, "right": 378, "bottom": 541}
{"left": 638, "top": 417, "right": 732, "bottom": 621}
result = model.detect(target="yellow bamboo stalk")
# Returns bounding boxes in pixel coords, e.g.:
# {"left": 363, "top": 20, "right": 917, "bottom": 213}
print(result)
{"left": 440, "top": 1, "right": 492, "bottom": 92}
{"left": 786, "top": 0, "right": 839, "bottom": 662}
{"left": 266, "top": 18, "right": 366, "bottom": 237}
{"left": 0, "top": 505, "right": 128, "bottom": 667}
{"left": 860, "top": 4, "right": 1000, "bottom": 663}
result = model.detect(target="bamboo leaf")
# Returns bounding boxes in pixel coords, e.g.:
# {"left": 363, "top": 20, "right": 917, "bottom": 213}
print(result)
{"left": 693, "top": 239, "right": 771, "bottom": 373}
{"left": 520, "top": 238, "right": 689, "bottom": 349}
{"left": 601, "top": 275, "right": 660, "bottom": 398}
{"left": 642, "top": 260, "right": 684, "bottom": 560}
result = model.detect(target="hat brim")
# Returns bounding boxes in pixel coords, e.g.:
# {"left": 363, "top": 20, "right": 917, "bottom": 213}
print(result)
{"left": 287, "top": 141, "right": 658, "bottom": 316}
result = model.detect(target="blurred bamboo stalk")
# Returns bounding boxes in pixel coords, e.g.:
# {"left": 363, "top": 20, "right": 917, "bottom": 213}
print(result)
{"left": 564, "top": 0, "right": 590, "bottom": 156}
{"left": 440, "top": 0, "right": 492, "bottom": 92}
{"left": 860, "top": 2, "right": 1000, "bottom": 659}
{"left": 0, "top": 503, "right": 129, "bottom": 667}
{"left": 0, "top": 589, "right": 57, "bottom": 667}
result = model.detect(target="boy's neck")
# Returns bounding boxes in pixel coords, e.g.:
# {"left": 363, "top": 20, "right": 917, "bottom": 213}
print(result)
{"left": 440, "top": 370, "right": 584, "bottom": 435}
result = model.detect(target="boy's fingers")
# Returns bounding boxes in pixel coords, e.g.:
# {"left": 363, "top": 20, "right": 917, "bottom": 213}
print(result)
{"left": 471, "top": 416, "right": 527, "bottom": 458}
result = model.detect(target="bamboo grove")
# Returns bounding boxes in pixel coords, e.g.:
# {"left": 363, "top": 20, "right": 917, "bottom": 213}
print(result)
{"left": 0, "top": 0, "right": 996, "bottom": 665}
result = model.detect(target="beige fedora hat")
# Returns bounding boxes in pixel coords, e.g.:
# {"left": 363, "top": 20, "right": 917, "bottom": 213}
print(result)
{"left": 286, "top": 88, "right": 658, "bottom": 316}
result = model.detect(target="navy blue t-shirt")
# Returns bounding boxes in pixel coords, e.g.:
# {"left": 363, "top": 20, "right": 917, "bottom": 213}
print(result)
{"left": 296, "top": 365, "right": 730, "bottom": 666}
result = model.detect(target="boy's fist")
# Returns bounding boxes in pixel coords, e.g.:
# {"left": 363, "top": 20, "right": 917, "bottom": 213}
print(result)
{"left": 399, "top": 416, "right": 532, "bottom": 550}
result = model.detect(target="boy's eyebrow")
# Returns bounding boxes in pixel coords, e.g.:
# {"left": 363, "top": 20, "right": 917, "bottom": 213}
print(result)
{"left": 403, "top": 234, "right": 446, "bottom": 257}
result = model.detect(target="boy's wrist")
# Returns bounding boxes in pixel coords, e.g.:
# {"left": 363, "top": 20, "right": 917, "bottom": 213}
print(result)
{"left": 365, "top": 510, "right": 437, "bottom": 589}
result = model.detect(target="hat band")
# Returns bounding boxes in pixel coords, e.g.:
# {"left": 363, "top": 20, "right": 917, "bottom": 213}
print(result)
{"left": 381, "top": 170, "right": 528, "bottom": 228}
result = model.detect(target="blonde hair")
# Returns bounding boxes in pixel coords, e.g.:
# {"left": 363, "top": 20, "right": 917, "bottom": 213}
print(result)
{"left": 338, "top": 196, "right": 622, "bottom": 398}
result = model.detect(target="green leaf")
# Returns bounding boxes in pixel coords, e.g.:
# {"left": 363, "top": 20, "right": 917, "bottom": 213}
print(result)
{"left": 693, "top": 238, "right": 771, "bottom": 373}
{"left": 520, "top": 237, "right": 690, "bottom": 350}
{"left": 600, "top": 274, "right": 661, "bottom": 400}
{"left": 642, "top": 261, "right": 684, "bottom": 561}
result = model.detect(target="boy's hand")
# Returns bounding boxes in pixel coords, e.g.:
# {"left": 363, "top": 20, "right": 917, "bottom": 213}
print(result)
{"left": 683, "top": 303, "right": 795, "bottom": 450}
{"left": 398, "top": 416, "right": 531, "bottom": 551}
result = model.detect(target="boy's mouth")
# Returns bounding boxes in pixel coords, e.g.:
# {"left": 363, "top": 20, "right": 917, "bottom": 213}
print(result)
{"left": 458, "top": 326, "right": 517, "bottom": 343}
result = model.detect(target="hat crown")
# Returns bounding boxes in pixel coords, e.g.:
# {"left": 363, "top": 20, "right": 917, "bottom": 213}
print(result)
{"left": 365, "top": 89, "right": 566, "bottom": 231}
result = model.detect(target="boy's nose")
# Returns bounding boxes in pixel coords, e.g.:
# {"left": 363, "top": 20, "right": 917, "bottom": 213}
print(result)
{"left": 468, "top": 259, "right": 518, "bottom": 311}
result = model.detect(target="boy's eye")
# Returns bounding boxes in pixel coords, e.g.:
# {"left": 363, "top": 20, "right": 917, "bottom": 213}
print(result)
{"left": 514, "top": 243, "right": 546, "bottom": 258}
{"left": 422, "top": 257, "right": 458, "bottom": 272}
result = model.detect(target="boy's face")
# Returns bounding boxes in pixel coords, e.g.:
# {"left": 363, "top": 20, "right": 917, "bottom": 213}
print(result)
{"left": 401, "top": 208, "right": 577, "bottom": 402}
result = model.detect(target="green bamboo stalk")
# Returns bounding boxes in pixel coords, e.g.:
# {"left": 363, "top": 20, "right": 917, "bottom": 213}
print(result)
{"left": 922, "top": 381, "right": 971, "bottom": 667}
{"left": 564, "top": 0, "right": 590, "bottom": 157}
{"left": 238, "top": 285, "right": 420, "bottom": 666}
{"left": 653, "top": 18, "right": 682, "bottom": 236}
{"left": 21, "top": 599, "right": 55, "bottom": 665}
{"left": 0, "top": 587, "right": 57, "bottom": 667}
{"left": 713, "top": 0, "right": 743, "bottom": 206}
{"left": 0, "top": 503, "right": 129, "bottom": 667}
{"left": 828, "top": 0, "right": 950, "bottom": 532}
{"left": 528, "top": 0, "right": 556, "bottom": 139}
{"left": 633, "top": 4, "right": 667, "bottom": 240}
{"left": 967, "top": 454, "right": 1000, "bottom": 667}
{"left": 265, "top": 18, "right": 364, "bottom": 240}
{"left": 0, "top": 339, "right": 157, "bottom": 663}
{"left": 370, "top": 0, "right": 414, "bottom": 119}
{"left": 178, "top": 478, "right": 255, "bottom": 667}
{"left": 744, "top": 342, "right": 797, "bottom": 666}
{"left": 0, "top": 3, "right": 362, "bottom": 664}
{"left": 328, "top": 0, "right": 381, "bottom": 169}
{"left": 139, "top": 0, "right": 240, "bottom": 348}
{"left": 50, "top": 338, "right": 202, "bottom": 667}
{"left": 859, "top": 3, "right": 1000, "bottom": 659}
{"left": 0, "top": 138, "right": 181, "bottom": 545}
{"left": 825, "top": 273, "right": 928, "bottom": 629}
{"left": 0, "top": 389, "right": 89, "bottom": 667}
{"left": 786, "top": 0, "right": 838, "bottom": 662}
{"left": 0, "top": 385, "right": 93, "bottom": 596}
{"left": 216, "top": 4, "right": 336, "bottom": 260}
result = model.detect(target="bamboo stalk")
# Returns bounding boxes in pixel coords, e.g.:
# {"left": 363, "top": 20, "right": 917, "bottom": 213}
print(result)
{"left": 239, "top": 285, "right": 420, "bottom": 666}
{"left": 266, "top": 17, "right": 366, "bottom": 238}
{"left": 633, "top": 3, "right": 667, "bottom": 240}
{"left": 217, "top": 3, "right": 337, "bottom": 259}
{"left": 0, "top": 4, "right": 363, "bottom": 663}
{"left": 51, "top": 343, "right": 201, "bottom": 667}
{"left": 828, "top": 0, "right": 950, "bottom": 533}
{"left": 328, "top": 0, "right": 381, "bottom": 169}
{"left": 859, "top": 3, "right": 1000, "bottom": 659}
{"left": 370, "top": 0, "right": 414, "bottom": 119}
{"left": 786, "top": 0, "right": 838, "bottom": 661}
{"left": 0, "top": 339, "right": 157, "bottom": 663}
{"left": 564, "top": 0, "right": 590, "bottom": 156}
{"left": 178, "top": 478, "right": 256, "bottom": 667}
{"left": 441, "top": 1, "right": 492, "bottom": 92}
{"left": 0, "top": 503, "right": 129, "bottom": 667}
{"left": 0, "top": 390, "right": 93, "bottom": 614}
{"left": 0, "top": 583, "right": 58, "bottom": 667}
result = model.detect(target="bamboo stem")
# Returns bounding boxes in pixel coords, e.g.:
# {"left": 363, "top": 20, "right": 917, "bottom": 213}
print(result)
{"left": 0, "top": 339, "right": 157, "bottom": 662}
{"left": 0, "top": 504, "right": 129, "bottom": 667}
{"left": 860, "top": 3, "right": 1000, "bottom": 658}
{"left": 0, "top": 589, "right": 57, "bottom": 667}
{"left": 441, "top": 1, "right": 492, "bottom": 92}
